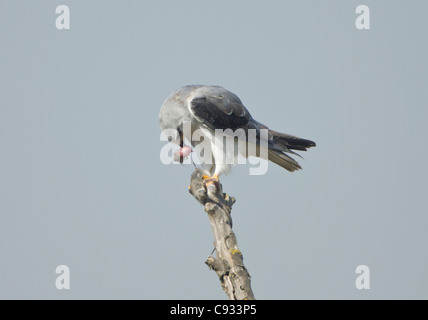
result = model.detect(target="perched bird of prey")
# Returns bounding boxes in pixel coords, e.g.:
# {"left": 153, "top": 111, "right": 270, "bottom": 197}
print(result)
{"left": 159, "top": 85, "right": 315, "bottom": 181}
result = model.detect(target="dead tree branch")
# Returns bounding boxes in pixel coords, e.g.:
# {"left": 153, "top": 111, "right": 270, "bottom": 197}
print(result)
{"left": 188, "top": 168, "right": 255, "bottom": 300}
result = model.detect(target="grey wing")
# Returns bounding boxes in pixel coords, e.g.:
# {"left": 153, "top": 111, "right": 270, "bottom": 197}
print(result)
{"left": 188, "top": 86, "right": 252, "bottom": 131}
{"left": 186, "top": 86, "right": 315, "bottom": 172}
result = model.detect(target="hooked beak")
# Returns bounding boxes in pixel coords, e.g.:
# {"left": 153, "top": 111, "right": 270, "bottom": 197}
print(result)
{"left": 178, "top": 128, "right": 184, "bottom": 163}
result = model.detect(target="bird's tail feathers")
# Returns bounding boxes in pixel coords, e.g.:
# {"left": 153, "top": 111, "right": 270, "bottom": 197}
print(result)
{"left": 268, "top": 149, "right": 302, "bottom": 172}
{"left": 267, "top": 130, "right": 316, "bottom": 172}
{"left": 269, "top": 129, "right": 316, "bottom": 151}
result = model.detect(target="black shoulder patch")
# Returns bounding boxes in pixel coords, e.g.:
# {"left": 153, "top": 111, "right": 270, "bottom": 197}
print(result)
{"left": 190, "top": 97, "right": 250, "bottom": 131}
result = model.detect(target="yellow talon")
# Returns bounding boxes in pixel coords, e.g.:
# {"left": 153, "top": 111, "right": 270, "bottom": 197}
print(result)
{"left": 204, "top": 173, "right": 220, "bottom": 187}
{"left": 202, "top": 174, "right": 219, "bottom": 182}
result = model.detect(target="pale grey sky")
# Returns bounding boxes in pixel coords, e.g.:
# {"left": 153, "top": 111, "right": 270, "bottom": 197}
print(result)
{"left": 1, "top": 1, "right": 427, "bottom": 299}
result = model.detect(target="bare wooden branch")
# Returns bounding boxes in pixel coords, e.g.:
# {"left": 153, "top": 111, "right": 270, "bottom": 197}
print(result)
{"left": 189, "top": 168, "right": 255, "bottom": 300}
